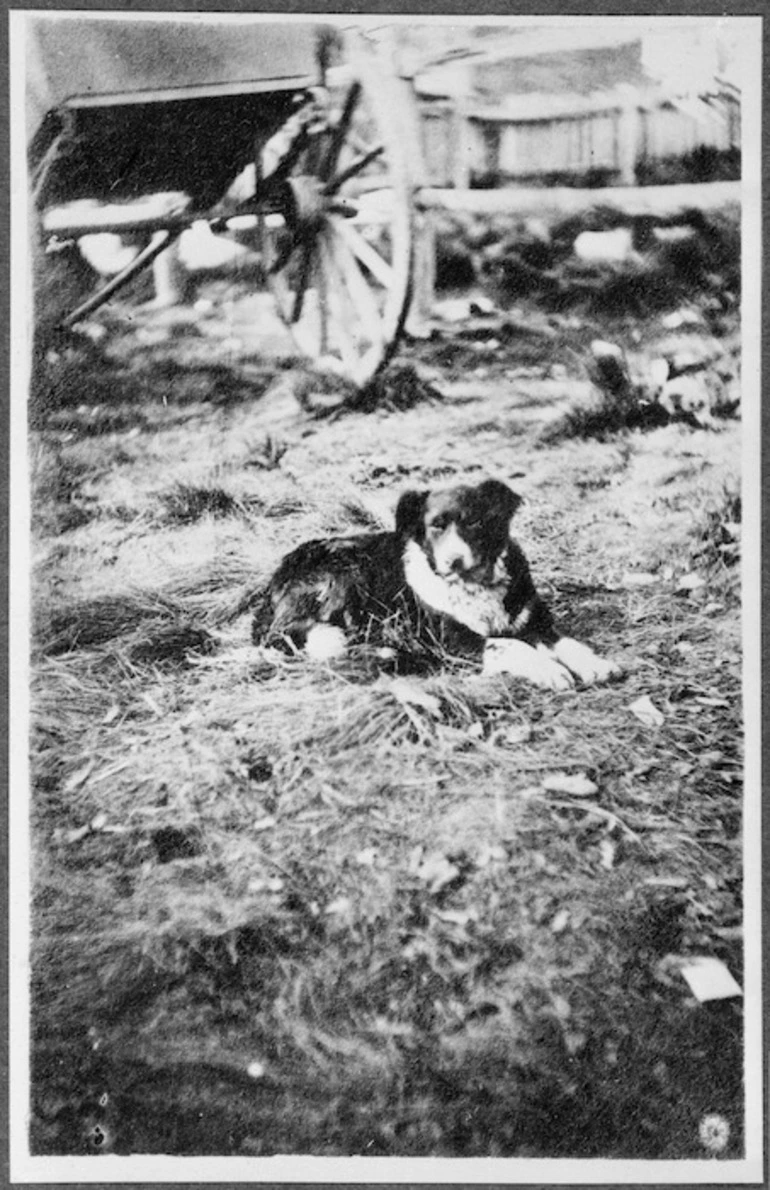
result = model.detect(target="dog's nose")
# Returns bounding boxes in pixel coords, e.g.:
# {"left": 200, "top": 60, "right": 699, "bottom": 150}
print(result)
{"left": 431, "top": 523, "right": 476, "bottom": 577}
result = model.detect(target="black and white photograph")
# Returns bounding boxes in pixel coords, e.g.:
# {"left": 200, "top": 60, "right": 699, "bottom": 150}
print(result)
{"left": 10, "top": 9, "right": 763, "bottom": 1181}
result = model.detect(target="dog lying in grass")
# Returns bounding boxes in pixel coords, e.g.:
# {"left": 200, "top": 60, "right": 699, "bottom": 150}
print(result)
{"left": 252, "top": 479, "right": 621, "bottom": 689}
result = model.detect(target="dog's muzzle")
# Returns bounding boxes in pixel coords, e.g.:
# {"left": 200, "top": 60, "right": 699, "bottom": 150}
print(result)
{"left": 431, "top": 525, "right": 477, "bottom": 576}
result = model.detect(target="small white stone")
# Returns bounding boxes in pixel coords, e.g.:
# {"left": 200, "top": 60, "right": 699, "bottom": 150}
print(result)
{"left": 543, "top": 772, "right": 598, "bottom": 798}
{"left": 575, "top": 228, "right": 634, "bottom": 263}
{"left": 676, "top": 572, "right": 705, "bottom": 592}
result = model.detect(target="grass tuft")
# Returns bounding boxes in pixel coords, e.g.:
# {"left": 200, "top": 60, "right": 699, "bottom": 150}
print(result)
{"left": 345, "top": 364, "right": 444, "bottom": 415}
{"left": 127, "top": 624, "right": 218, "bottom": 666}
{"left": 35, "top": 589, "right": 217, "bottom": 662}
{"left": 36, "top": 592, "right": 175, "bottom": 656}
{"left": 691, "top": 483, "right": 741, "bottom": 569}
{"left": 158, "top": 484, "right": 246, "bottom": 525}
{"left": 541, "top": 393, "right": 668, "bottom": 443}
{"left": 687, "top": 482, "right": 741, "bottom": 605}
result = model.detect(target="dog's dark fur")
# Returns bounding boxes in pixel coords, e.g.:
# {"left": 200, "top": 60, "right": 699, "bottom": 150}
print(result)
{"left": 252, "top": 479, "right": 619, "bottom": 688}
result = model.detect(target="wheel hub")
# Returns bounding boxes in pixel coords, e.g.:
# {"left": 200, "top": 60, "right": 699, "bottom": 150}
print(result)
{"left": 286, "top": 175, "right": 326, "bottom": 232}
{"left": 285, "top": 175, "right": 357, "bottom": 233}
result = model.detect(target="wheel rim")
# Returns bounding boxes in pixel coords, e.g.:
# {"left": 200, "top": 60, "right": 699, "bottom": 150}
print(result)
{"left": 261, "top": 36, "right": 413, "bottom": 387}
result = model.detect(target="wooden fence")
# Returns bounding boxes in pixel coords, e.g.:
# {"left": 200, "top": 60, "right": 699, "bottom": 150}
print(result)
{"left": 418, "top": 88, "right": 740, "bottom": 188}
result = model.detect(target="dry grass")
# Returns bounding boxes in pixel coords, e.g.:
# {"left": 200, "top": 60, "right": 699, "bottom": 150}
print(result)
{"left": 345, "top": 363, "right": 444, "bottom": 415}
{"left": 27, "top": 282, "right": 745, "bottom": 1159}
{"left": 689, "top": 483, "right": 741, "bottom": 584}
{"left": 478, "top": 206, "right": 741, "bottom": 322}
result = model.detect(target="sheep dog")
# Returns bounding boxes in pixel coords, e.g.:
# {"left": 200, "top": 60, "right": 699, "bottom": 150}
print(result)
{"left": 252, "top": 479, "right": 621, "bottom": 689}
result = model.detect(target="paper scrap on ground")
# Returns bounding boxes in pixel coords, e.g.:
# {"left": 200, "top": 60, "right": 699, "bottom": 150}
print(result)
{"left": 629, "top": 695, "right": 665, "bottom": 727}
{"left": 676, "top": 572, "right": 706, "bottom": 592}
{"left": 543, "top": 772, "right": 598, "bottom": 797}
{"left": 680, "top": 957, "right": 742, "bottom": 1002}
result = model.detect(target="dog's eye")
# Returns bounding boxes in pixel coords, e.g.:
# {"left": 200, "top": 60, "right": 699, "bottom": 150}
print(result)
{"left": 429, "top": 514, "right": 451, "bottom": 532}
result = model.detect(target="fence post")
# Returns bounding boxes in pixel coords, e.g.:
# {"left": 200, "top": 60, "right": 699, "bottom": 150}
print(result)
{"left": 407, "top": 208, "right": 437, "bottom": 335}
{"left": 152, "top": 238, "right": 187, "bottom": 307}
{"left": 451, "top": 98, "right": 472, "bottom": 190}
{"left": 617, "top": 85, "right": 641, "bottom": 185}
{"left": 384, "top": 29, "right": 437, "bottom": 333}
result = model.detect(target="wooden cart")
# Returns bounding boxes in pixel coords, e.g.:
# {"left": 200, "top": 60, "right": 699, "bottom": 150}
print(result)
{"left": 27, "top": 15, "right": 418, "bottom": 385}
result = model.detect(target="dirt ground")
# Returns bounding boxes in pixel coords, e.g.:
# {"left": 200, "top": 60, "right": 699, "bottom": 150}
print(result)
{"left": 28, "top": 262, "right": 744, "bottom": 1159}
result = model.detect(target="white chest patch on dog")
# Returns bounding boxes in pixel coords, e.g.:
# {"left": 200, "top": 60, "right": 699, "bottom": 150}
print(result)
{"left": 402, "top": 541, "right": 510, "bottom": 637}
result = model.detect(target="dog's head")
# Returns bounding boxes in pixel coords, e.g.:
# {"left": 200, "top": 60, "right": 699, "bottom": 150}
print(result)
{"left": 395, "top": 479, "right": 522, "bottom": 582}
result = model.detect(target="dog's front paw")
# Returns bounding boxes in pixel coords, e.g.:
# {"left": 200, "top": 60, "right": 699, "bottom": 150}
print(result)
{"left": 305, "top": 624, "right": 348, "bottom": 661}
{"left": 551, "top": 638, "right": 622, "bottom": 685}
{"left": 538, "top": 657, "right": 577, "bottom": 691}
{"left": 532, "top": 644, "right": 576, "bottom": 690}
{"left": 585, "top": 655, "right": 623, "bottom": 684}
{"left": 484, "top": 639, "right": 575, "bottom": 690}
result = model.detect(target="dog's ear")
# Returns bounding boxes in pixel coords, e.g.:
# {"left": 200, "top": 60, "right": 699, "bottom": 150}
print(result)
{"left": 476, "top": 479, "right": 522, "bottom": 523}
{"left": 395, "top": 490, "right": 429, "bottom": 539}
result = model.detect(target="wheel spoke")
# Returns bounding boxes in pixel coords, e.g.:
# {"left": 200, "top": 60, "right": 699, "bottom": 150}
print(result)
{"left": 290, "top": 238, "right": 313, "bottom": 324}
{"left": 342, "top": 174, "right": 396, "bottom": 198}
{"left": 317, "top": 239, "right": 329, "bottom": 354}
{"left": 254, "top": 142, "right": 266, "bottom": 274}
{"left": 266, "top": 125, "right": 310, "bottom": 186}
{"left": 325, "top": 143, "right": 385, "bottom": 195}
{"left": 329, "top": 220, "right": 383, "bottom": 350}
{"left": 319, "top": 233, "right": 359, "bottom": 372}
{"left": 321, "top": 81, "right": 362, "bottom": 183}
{"left": 267, "top": 228, "right": 298, "bottom": 277}
{"left": 335, "top": 219, "right": 394, "bottom": 291}
{"left": 305, "top": 130, "right": 325, "bottom": 176}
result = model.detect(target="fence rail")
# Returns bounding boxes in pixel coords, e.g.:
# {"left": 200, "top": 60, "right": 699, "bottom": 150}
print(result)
{"left": 416, "top": 179, "right": 741, "bottom": 217}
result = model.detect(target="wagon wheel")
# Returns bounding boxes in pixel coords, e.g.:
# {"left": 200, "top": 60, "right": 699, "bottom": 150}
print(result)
{"left": 259, "top": 33, "right": 415, "bottom": 387}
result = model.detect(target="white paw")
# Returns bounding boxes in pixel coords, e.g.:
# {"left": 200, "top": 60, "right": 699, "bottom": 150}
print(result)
{"left": 533, "top": 644, "right": 576, "bottom": 690}
{"left": 551, "top": 638, "right": 622, "bottom": 685}
{"left": 305, "top": 624, "right": 348, "bottom": 662}
{"left": 585, "top": 655, "right": 623, "bottom": 684}
{"left": 538, "top": 658, "right": 577, "bottom": 691}
{"left": 484, "top": 639, "right": 575, "bottom": 690}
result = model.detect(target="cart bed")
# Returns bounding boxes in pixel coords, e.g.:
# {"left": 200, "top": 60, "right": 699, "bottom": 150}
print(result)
{"left": 28, "top": 17, "right": 318, "bottom": 207}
